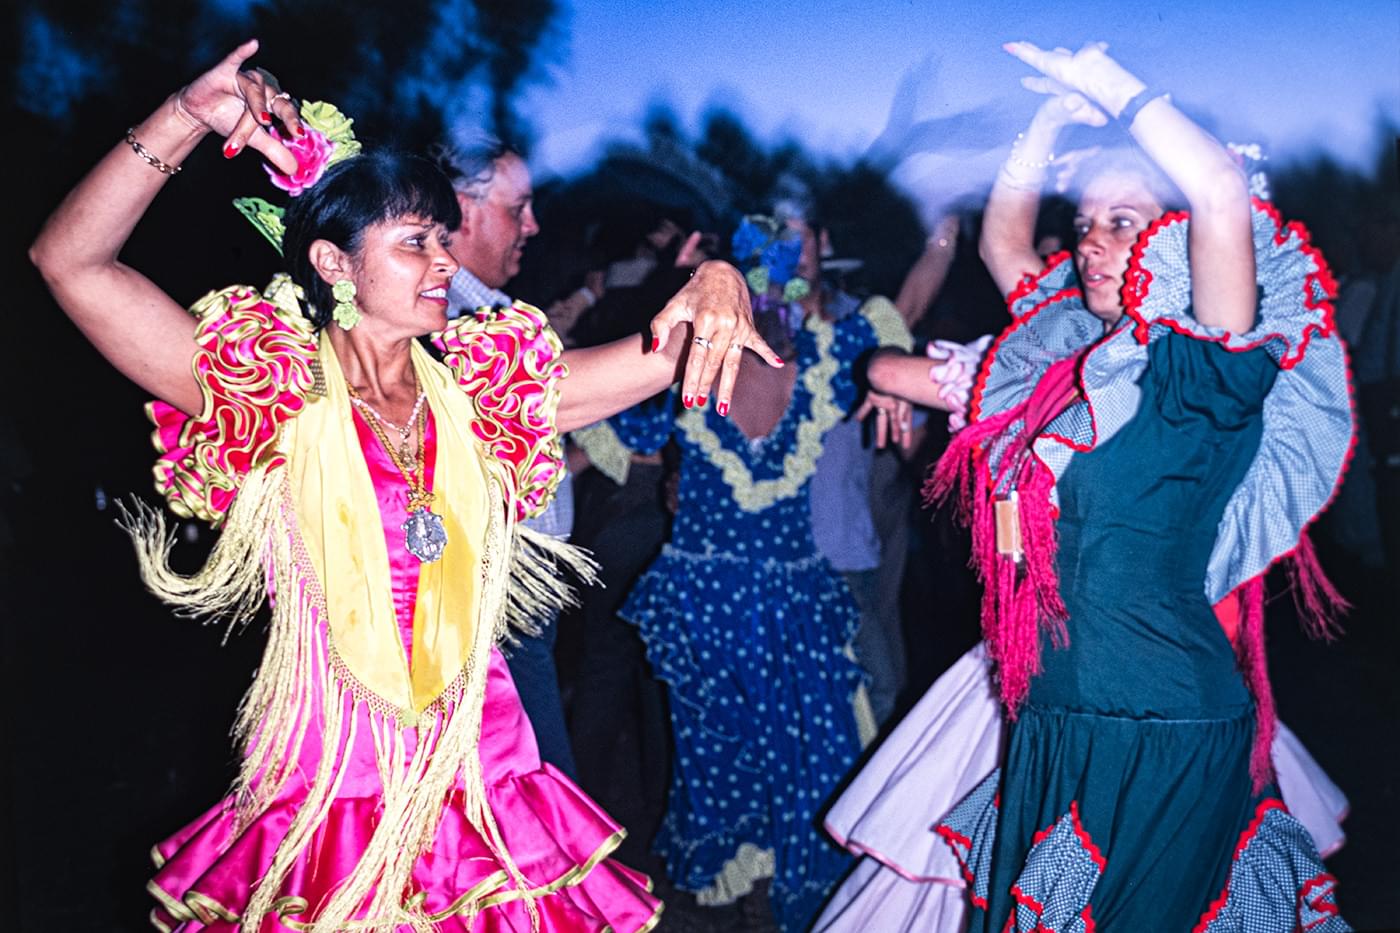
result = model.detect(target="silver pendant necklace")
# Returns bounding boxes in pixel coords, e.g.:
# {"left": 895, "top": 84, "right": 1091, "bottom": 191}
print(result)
{"left": 348, "top": 378, "right": 447, "bottom": 563}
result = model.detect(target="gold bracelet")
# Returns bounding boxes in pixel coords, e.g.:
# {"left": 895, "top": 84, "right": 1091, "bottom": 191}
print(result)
{"left": 124, "top": 128, "right": 182, "bottom": 175}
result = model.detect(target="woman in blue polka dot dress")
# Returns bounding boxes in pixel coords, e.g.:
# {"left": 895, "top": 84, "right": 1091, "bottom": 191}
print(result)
{"left": 600, "top": 217, "right": 915, "bottom": 931}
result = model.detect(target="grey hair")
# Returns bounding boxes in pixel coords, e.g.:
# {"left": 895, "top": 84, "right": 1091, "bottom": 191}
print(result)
{"left": 1067, "top": 146, "right": 1187, "bottom": 214}
{"left": 431, "top": 133, "right": 517, "bottom": 201}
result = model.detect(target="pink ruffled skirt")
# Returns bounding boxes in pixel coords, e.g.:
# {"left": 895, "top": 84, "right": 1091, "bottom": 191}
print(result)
{"left": 148, "top": 650, "right": 661, "bottom": 931}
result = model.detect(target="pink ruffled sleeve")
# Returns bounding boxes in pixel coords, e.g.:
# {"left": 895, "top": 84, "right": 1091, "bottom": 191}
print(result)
{"left": 148, "top": 280, "right": 319, "bottom": 524}
{"left": 434, "top": 302, "right": 568, "bottom": 521}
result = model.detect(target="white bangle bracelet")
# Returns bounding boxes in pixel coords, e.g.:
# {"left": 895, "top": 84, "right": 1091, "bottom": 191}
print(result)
{"left": 1008, "top": 132, "right": 1054, "bottom": 170}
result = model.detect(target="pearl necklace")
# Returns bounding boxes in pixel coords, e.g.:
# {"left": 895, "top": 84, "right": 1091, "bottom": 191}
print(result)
{"left": 347, "top": 386, "right": 428, "bottom": 463}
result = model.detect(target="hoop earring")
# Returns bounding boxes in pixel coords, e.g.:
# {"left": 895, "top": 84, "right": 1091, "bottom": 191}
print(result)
{"left": 331, "top": 279, "right": 361, "bottom": 330}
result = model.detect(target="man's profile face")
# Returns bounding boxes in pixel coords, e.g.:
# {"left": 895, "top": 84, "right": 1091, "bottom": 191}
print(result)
{"left": 450, "top": 153, "right": 540, "bottom": 289}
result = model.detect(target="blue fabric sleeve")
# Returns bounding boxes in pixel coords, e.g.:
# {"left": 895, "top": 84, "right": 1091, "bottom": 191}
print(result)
{"left": 607, "top": 389, "right": 677, "bottom": 454}
{"left": 828, "top": 297, "right": 913, "bottom": 412}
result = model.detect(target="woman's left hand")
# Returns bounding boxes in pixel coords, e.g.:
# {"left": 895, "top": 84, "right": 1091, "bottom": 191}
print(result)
{"left": 856, "top": 391, "right": 915, "bottom": 451}
{"left": 649, "top": 260, "right": 784, "bottom": 414}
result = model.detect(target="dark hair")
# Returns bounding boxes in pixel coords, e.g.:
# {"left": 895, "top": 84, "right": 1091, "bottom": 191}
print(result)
{"left": 432, "top": 133, "right": 519, "bottom": 200}
{"left": 282, "top": 150, "right": 462, "bottom": 329}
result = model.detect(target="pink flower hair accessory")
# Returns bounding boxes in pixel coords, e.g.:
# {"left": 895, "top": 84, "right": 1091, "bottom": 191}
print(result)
{"left": 235, "top": 100, "right": 362, "bottom": 253}
{"left": 264, "top": 125, "right": 335, "bottom": 196}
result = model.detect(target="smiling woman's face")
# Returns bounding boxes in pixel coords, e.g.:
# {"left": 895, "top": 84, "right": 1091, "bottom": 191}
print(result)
{"left": 1073, "top": 170, "right": 1165, "bottom": 325}
{"left": 346, "top": 214, "right": 459, "bottom": 338}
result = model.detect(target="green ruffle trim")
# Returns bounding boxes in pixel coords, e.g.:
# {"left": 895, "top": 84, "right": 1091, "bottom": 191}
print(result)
{"left": 571, "top": 420, "right": 633, "bottom": 487}
{"left": 859, "top": 295, "right": 913, "bottom": 353}
{"left": 677, "top": 315, "right": 842, "bottom": 512}
{"left": 676, "top": 298, "right": 909, "bottom": 513}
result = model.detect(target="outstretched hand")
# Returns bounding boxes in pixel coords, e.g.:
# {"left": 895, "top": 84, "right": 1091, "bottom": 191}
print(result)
{"left": 1019, "top": 75, "right": 1108, "bottom": 129}
{"left": 177, "top": 39, "right": 304, "bottom": 174}
{"left": 649, "top": 261, "right": 783, "bottom": 416}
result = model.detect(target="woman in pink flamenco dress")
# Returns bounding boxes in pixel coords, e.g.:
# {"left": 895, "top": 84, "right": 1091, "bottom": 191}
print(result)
{"left": 28, "top": 41, "right": 779, "bottom": 931}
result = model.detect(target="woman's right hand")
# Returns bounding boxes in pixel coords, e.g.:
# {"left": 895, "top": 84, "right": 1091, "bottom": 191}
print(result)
{"left": 1004, "top": 41, "right": 1145, "bottom": 122}
{"left": 176, "top": 39, "right": 302, "bottom": 174}
{"left": 1023, "top": 76, "right": 1109, "bottom": 131}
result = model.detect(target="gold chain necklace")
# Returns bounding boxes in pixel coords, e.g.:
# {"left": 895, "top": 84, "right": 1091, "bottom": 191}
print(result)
{"left": 347, "top": 376, "right": 448, "bottom": 562}
{"left": 348, "top": 385, "right": 427, "bottom": 463}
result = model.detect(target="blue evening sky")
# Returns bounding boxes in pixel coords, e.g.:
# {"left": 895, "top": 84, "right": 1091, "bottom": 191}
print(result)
{"left": 522, "top": 0, "right": 1400, "bottom": 178}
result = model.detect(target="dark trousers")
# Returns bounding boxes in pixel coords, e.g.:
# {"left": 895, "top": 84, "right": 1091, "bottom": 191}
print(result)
{"left": 568, "top": 464, "right": 671, "bottom": 814}
{"left": 505, "top": 608, "right": 578, "bottom": 780}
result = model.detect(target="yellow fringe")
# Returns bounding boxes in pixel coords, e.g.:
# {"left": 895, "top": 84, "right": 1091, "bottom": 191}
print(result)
{"left": 129, "top": 459, "right": 567, "bottom": 929}
{"left": 118, "top": 463, "right": 281, "bottom": 641}
{"left": 243, "top": 471, "right": 538, "bottom": 932}
{"left": 499, "top": 524, "right": 599, "bottom": 645}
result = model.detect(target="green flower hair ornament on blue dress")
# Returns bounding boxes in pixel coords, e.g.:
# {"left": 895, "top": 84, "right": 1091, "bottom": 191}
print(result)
{"left": 731, "top": 214, "right": 812, "bottom": 303}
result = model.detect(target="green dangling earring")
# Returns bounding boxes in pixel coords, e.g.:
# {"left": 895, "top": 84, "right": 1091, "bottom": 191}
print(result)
{"left": 331, "top": 278, "right": 361, "bottom": 330}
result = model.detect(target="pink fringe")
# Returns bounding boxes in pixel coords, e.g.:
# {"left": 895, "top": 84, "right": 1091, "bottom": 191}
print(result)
{"left": 1234, "top": 577, "right": 1275, "bottom": 793}
{"left": 1285, "top": 532, "right": 1349, "bottom": 641}
{"left": 925, "top": 404, "right": 1067, "bottom": 716}
{"left": 1231, "top": 533, "right": 1348, "bottom": 793}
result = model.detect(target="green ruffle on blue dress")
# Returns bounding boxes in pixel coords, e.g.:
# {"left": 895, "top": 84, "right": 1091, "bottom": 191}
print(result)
{"left": 612, "top": 300, "right": 907, "bottom": 932}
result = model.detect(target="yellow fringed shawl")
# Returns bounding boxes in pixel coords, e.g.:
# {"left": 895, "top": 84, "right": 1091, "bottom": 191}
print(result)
{"left": 128, "top": 286, "right": 593, "bottom": 931}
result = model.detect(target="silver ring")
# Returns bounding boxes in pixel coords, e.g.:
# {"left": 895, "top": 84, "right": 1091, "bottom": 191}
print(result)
{"left": 273, "top": 91, "right": 293, "bottom": 102}
{"left": 692, "top": 336, "right": 713, "bottom": 350}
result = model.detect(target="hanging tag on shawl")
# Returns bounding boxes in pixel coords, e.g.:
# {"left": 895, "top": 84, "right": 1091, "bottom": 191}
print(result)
{"left": 995, "top": 491, "right": 1024, "bottom": 563}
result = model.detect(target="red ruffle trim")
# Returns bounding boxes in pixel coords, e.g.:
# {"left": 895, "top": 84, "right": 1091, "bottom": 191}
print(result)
{"left": 1004, "top": 801, "right": 1104, "bottom": 933}
{"left": 1121, "top": 198, "right": 1338, "bottom": 371}
{"left": 435, "top": 302, "right": 568, "bottom": 521}
{"left": 970, "top": 251, "right": 1083, "bottom": 424}
{"left": 1194, "top": 798, "right": 1282, "bottom": 932}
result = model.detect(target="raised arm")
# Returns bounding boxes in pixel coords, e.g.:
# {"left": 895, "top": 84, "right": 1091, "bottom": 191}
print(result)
{"left": 1006, "top": 42, "right": 1255, "bottom": 334}
{"left": 28, "top": 39, "right": 303, "bottom": 415}
{"left": 980, "top": 75, "right": 1108, "bottom": 299}
{"left": 895, "top": 215, "right": 959, "bottom": 327}
{"left": 556, "top": 260, "right": 781, "bottom": 433}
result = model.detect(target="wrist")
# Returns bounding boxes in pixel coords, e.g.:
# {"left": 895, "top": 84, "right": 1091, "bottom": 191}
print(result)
{"left": 1089, "top": 63, "right": 1146, "bottom": 119}
{"left": 1115, "top": 85, "right": 1170, "bottom": 128}
{"left": 168, "top": 91, "right": 206, "bottom": 134}
{"left": 160, "top": 92, "right": 208, "bottom": 140}
{"left": 1000, "top": 127, "right": 1055, "bottom": 191}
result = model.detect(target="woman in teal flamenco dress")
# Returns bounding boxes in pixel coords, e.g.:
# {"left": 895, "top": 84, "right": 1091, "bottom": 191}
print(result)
{"left": 906, "top": 42, "right": 1355, "bottom": 930}
{"left": 583, "top": 217, "right": 916, "bottom": 931}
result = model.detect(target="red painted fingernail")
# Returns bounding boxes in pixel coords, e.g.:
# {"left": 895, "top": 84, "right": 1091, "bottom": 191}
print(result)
{"left": 223, "top": 142, "right": 239, "bottom": 158}
{"left": 651, "top": 337, "right": 660, "bottom": 353}
{"left": 774, "top": 356, "right": 784, "bottom": 365}
{"left": 260, "top": 111, "right": 272, "bottom": 124}
{"left": 717, "top": 401, "right": 729, "bottom": 417}
{"left": 682, "top": 394, "right": 694, "bottom": 408}
{"left": 295, "top": 125, "right": 306, "bottom": 136}
{"left": 698, "top": 395, "right": 707, "bottom": 407}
